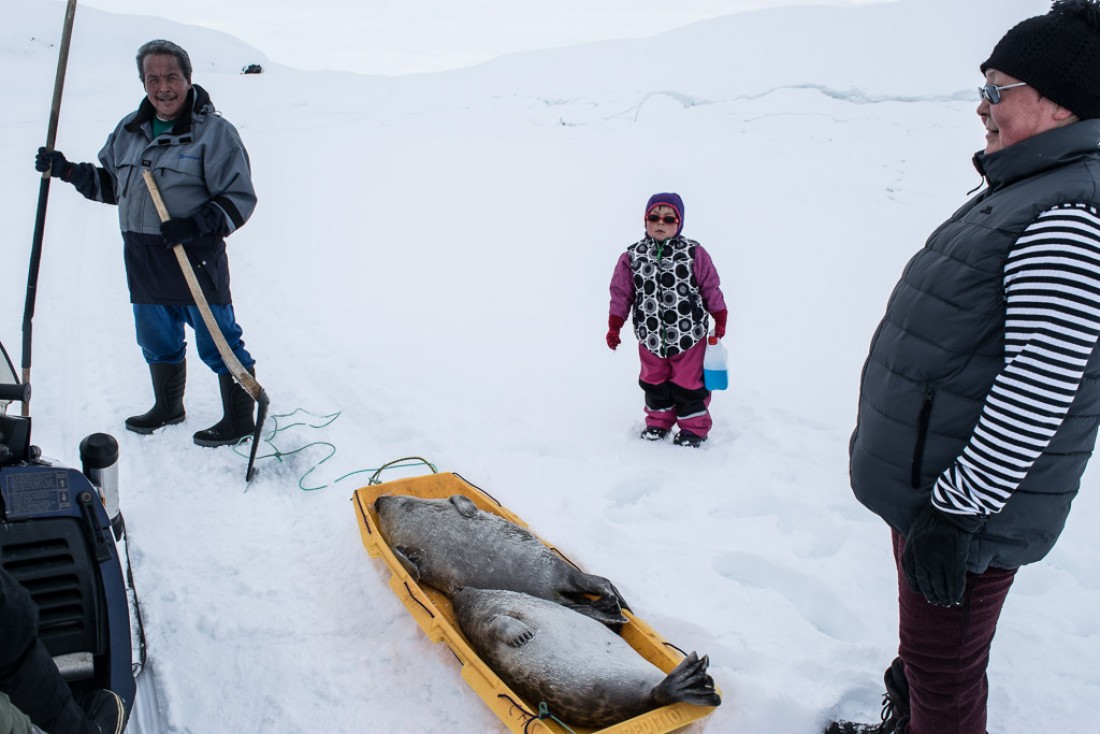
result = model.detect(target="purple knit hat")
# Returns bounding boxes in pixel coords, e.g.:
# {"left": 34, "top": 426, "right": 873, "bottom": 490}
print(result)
{"left": 645, "top": 192, "right": 684, "bottom": 237}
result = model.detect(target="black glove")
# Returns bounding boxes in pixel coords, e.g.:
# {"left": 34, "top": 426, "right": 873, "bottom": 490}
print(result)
{"left": 901, "top": 503, "right": 985, "bottom": 606}
{"left": 35, "top": 147, "right": 72, "bottom": 179}
{"left": 160, "top": 217, "right": 201, "bottom": 247}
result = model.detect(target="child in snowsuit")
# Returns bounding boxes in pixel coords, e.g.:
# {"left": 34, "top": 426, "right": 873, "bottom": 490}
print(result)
{"left": 606, "top": 192, "right": 727, "bottom": 447}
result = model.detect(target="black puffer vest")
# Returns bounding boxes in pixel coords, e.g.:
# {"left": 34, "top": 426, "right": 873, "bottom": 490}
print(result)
{"left": 850, "top": 120, "right": 1100, "bottom": 571}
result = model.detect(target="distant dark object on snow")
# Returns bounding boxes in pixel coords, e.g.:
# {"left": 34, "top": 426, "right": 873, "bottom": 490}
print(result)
{"left": 241, "top": 64, "right": 263, "bottom": 75}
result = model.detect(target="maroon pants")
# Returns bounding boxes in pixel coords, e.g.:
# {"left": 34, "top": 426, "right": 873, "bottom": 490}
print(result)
{"left": 892, "top": 531, "right": 1016, "bottom": 734}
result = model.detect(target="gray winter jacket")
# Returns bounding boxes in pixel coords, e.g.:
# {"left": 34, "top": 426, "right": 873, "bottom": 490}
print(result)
{"left": 850, "top": 120, "right": 1100, "bottom": 572}
{"left": 72, "top": 85, "right": 256, "bottom": 304}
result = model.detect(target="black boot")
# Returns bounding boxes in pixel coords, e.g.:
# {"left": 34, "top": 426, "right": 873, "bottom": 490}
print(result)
{"left": 673, "top": 430, "right": 706, "bottom": 447}
{"left": 825, "top": 658, "right": 910, "bottom": 734}
{"left": 193, "top": 370, "right": 256, "bottom": 447}
{"left": 81, "top": 689, "right": 125, "bottom": 734}
{"left": 125, "top": 361, "right": 186, "bottom": 434}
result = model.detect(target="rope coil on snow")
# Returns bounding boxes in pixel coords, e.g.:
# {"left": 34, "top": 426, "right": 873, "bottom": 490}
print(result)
{"left": 229, "top": 408, "right": 435, "bottom": 490}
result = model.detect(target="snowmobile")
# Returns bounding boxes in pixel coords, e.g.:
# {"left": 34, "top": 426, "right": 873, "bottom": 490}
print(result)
{"left": 0, "top": 339, "right": 149, "bottom": 729}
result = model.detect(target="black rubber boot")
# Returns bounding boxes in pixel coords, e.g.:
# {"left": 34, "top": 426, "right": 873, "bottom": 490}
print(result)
{"left": 125, "top": 361, "right": 186, "bottom": 434}
{"left": 193, "top": 370, "right": 256, "bottom": 447}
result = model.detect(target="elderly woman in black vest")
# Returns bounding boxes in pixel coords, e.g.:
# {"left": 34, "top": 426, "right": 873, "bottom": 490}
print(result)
{"left": 833, "top": 2, "right": 1100, "bottom": 733}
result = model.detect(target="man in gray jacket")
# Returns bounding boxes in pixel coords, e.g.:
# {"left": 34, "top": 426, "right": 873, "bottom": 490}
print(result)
{"left": 36, "top": 39, "right": 259, "bottom": 448}
{"left": 832, "top": 2, "right": 1100, "bottom": 733}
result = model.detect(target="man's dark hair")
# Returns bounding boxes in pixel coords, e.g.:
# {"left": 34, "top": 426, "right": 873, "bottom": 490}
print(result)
{"left": 136, "top": 39, "right": 192, "bottom": 82}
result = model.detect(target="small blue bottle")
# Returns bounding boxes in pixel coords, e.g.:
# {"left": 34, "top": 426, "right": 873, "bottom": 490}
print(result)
{"left": 703, "top": 336, "right": 728, "bottom": 391}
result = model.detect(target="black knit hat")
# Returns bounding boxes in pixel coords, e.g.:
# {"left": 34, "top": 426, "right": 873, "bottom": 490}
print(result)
{"left": 981, "top": 0, "right": 1100, "bottom": 119}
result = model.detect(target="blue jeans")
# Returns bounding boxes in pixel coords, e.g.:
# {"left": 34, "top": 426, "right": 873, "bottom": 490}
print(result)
{"left": 133, "top": 304, "right": 254, "bottom": 374}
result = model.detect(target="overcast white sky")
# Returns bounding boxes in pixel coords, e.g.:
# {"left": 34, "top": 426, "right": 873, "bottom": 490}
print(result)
{"left": 78, "top": 0, "right": 893, "bottom": 75}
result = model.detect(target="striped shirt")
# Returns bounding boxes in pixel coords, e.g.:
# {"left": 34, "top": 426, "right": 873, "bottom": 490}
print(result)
{"left": 933, "top": 203, "right": 1100, "bottom": 517}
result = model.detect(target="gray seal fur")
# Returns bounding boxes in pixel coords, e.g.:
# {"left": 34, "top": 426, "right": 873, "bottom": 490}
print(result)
{"left": 374, "top": 494, "right": 627, "bottom": 624}
{"left": 452, "top": 587, "right": 721, "bottom": 728}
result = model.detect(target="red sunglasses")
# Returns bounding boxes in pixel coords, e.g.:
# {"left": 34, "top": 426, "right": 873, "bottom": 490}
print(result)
{"left": 647, "top": 214, "right": 678, "bottom": 224}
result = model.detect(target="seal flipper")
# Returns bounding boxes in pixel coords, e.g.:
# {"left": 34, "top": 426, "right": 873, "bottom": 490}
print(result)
{"left": 485, "top": 614, "right": 536, "bottom": 648}
{"left": 608, "top": 581, "right": 632, "bottom": 612}
{"left": 652, "top": 652, "right": 722, "bottom": 709}
{"left": 564, "top": 600, "right": 628, "bottom": 626}
{"left": 392, "top": 546, "right": 423, "bottom": 582}
{"left": 563, "top": 569, "right": 629, "bottom": 625}
{"left": 448, "top": 494, "right": 480, "bottom": 518}
{"left": 570, "top": 570, "right": 616, "bottom": 599}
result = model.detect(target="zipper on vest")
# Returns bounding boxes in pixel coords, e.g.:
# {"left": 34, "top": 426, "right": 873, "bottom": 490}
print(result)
{"left": 911, "top": 384, "right": 935, "bottom": 489}
{"left": 657, "top": 240, "right": 667, "bottom": 357}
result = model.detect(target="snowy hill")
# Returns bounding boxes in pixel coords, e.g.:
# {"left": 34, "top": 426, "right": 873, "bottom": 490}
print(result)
{"left": 3, "top": 0, "right": 1096, "bottom": 732}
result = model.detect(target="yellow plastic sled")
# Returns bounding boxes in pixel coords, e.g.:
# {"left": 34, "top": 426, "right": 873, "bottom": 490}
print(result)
{"left": 352, "top": 463, "right": 722, "bottom": 734}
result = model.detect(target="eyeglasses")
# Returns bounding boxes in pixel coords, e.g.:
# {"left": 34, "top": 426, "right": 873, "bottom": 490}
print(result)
{"left": 978, "top": 82, "right": 1028, "bottom": 104}
{"left": 646, "top": 214, "right": 679, "bottom": 224}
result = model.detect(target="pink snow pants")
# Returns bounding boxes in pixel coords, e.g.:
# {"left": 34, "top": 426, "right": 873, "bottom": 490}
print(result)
{"left": 637, "top": 340, "right": 712, "bottom": 437}
{"left": 892, "top": 531, "right": 1017, "bottom": 734}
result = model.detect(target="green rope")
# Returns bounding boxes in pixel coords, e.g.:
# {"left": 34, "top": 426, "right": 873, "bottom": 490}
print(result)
{"left": 366, "top": 456, "right": 437, "bottom": 485}
{"left": 228, "top": 408, "right": 338, "bottom": 490}
{"left": 229, "top": 409, "right": 436, "bottom": 491}
{"left": 532, "top": 702, "right": 576, "bottom": 733}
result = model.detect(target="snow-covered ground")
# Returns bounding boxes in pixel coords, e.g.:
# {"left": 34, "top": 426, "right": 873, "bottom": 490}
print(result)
{"left": 3, "top": 0, "right": 1096, "bottom": 732}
